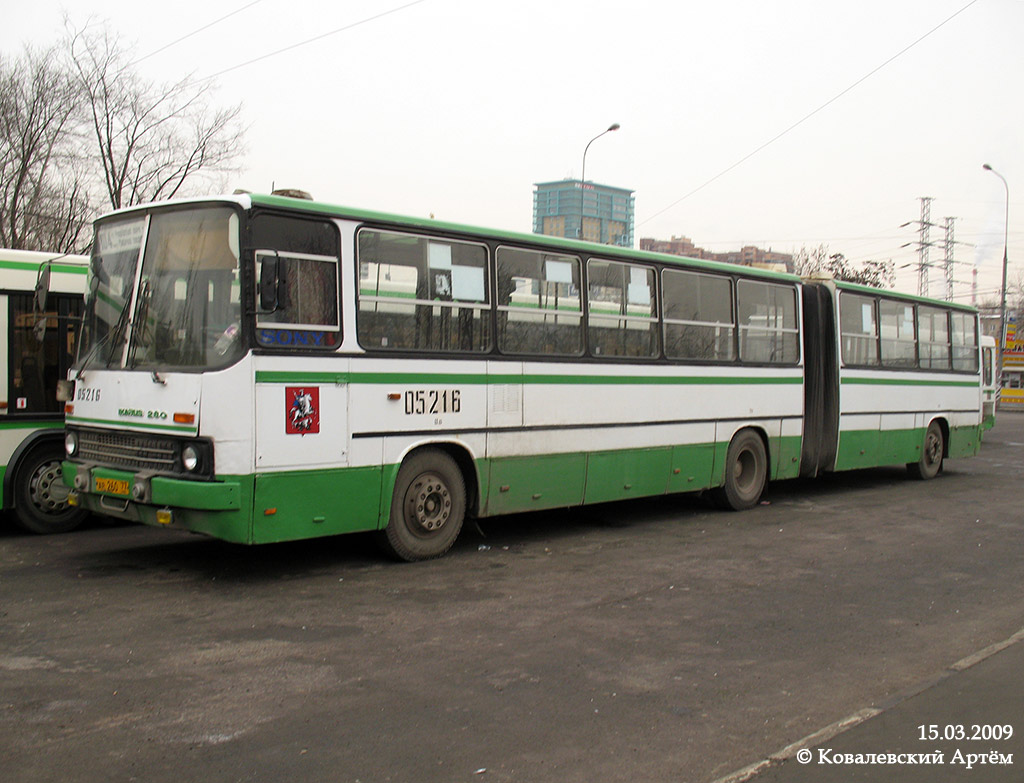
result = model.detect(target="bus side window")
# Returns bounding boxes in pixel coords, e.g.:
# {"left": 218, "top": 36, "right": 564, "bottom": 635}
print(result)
{"left": 256, "top": 251, "right": 339, "bottom": 337}
{"left": 737, "top": 280, "right": 799, "bottom": 364}
{"left": 662, "top": 268, "right": 735, "bottom": 362}
{"left": 496, "top": 247, "right": 582, "bottom": 356}
{"left": 356, "top": 229, "right": 490, "bottom": 353}
{"left": 252, "top": 214, "right": 341, "bottom": 350}
{"left": 950, "top": 311, "right": 978, "bottom": 372}
{"left": 8, "top": 293, "right": 81, "bottom": 414}
{"left": 839, "top": 292, "right": 879, "bottom": 366}
{"left": 586, "top": 259, "right": 658, "bottom": 359}
{"left": 918, "top": 306, "right": 951, "bottom": 370}
{"left": 879, "top": 299, "right": 916, "bottom": 367}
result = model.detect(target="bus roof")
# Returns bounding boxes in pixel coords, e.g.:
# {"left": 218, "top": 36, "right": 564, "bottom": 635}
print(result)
{"left": 96, "top": 192, "right": 802, "bottom": 285}
{"left": 96, "top": 193, "right": 980, "bottom": 311}
{"left": 0, "top": 248, "right": 88, "bottom": 274}
{"left": 246, "top": 193, "right": 804, "bottom": 283}
{"left": 831, "top": 278, "right": 978, "bottom": 313}
{"left": 0, "top": 248, "right": 88, "bottom": 296}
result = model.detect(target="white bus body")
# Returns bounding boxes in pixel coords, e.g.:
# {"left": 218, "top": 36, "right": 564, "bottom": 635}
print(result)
{"left": 61, "top": 195, "right": 984, "bottom": 559}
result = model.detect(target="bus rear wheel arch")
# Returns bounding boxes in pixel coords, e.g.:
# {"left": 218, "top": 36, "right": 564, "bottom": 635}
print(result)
{"left": 712, "top": 428, "right": 769, "bottom": 511}
{"left": 379, "top": 448, "right": 467, "bottom": 562}
{"left": 907, "top": 420, "right": 945, "bottom": 480}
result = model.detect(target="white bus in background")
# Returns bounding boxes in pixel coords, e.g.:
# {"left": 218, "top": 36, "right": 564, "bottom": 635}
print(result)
{"left": 0, "top": 249, "right": 89, "bottom": 533}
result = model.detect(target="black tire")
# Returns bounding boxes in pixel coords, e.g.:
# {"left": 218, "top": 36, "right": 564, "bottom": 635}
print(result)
{"left": 378, "top": 450, "right": 465, "bottom": 562}
{"left": 12, "top": 443, "right": 88, "bottom": 534}
{"left": 711, "top": 429, "right": 768, "bottom": 511}
{"left": 907, "top": 421, "right": 944, "bottom": 480}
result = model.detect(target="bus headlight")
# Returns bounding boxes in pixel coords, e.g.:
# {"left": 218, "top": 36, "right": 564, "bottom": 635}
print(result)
{"left": 174, "top": 439, "right": 212, "bottom": 477}
{"left": 65, "top": 431, "right": 78, "bottom": 458}
{"left": 181, "top": 444, "right": 200, "bottom": 473}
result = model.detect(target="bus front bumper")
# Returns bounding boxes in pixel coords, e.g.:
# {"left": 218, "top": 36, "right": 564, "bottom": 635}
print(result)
{"left": 62, "top": 461, "right": 247, "bottom": 538}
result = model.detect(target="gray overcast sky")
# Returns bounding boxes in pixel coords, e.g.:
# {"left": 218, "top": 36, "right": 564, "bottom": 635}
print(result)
{"left": 4, "top": 0, "right": 1022, "bottom": 302}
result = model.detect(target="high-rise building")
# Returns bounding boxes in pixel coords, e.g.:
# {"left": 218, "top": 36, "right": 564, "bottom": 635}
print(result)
{"left": 533, "top": 180, "right": 635, "bottom": 247}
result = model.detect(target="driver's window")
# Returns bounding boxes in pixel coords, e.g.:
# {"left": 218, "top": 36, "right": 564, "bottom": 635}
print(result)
{"left": 251, "top": 215, "right": 341, "bottom": 351}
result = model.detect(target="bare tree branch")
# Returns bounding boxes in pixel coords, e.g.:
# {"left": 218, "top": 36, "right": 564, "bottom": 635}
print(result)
{"left": 0, "top": 46, "right": 91, "bottom": 252}
{"left": 794, "top": 244, "right": 894, "bottom": 289}
{"left": 66, "top": 20, "right": 244, "bottom": 211}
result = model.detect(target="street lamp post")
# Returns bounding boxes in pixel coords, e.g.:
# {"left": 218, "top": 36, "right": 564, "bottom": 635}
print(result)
{"left": 579, "top": 123, "right": 620, "bottom": 239}
{"left": 983, "top": 163, "right": 1010, "bottom": 381}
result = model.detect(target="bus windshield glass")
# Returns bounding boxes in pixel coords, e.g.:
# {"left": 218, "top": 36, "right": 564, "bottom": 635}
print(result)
{"left": 79, "top": 205, "right": 243, "bottom": 372}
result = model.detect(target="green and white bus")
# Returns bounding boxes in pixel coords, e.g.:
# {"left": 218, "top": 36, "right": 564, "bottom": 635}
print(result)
{"left": 0, "top": 248, "right": 88, "bottom": 533}
{"left": 60, "top": 194, "right": 985, "bottom": 559}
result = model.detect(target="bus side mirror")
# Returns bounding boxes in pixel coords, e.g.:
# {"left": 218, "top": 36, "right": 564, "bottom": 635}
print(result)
{"left": 32, "top": 262, "right": 52, "bottom": 342}
{"left": 34, "top": 263, "right": 51, "bottom": 313}
{"left": 258, "top": 255, "right": 280, "bottom": 313}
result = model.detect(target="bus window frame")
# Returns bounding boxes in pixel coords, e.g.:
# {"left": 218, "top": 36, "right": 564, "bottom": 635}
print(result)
{"left": 835, "top": 284, "right": 980, "bottom": 375}
{"left": 354, "top": 226, "right": 492, "bottom": 355}
{"left": 494, "top": 244, "right": 584, "bottom": 359}
{"left": 585, "top": 257, "right": 660, "bottom": 361}
{"left": 735, "top": 278, "right": 801, "bottom": 366}
{"left": 839, "top": 290, "right": 881, "bottom": 367}
{"left": 660, "top": 266, "right": 737, "bottom": 364}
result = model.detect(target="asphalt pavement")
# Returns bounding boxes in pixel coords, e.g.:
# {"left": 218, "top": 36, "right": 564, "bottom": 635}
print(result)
{"left": 2, "top": 414, "right": 1023, "bottom": 783}
{"left": 721, "top": 630, "right": 1024, "bottom": 783}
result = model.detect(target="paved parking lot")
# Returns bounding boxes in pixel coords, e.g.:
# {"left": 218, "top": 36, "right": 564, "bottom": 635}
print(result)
{"left": 2, "top": 416, "right": 1023, "bottom": 783}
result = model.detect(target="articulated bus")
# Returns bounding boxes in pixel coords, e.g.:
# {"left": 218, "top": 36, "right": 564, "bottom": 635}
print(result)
{"left": 60, "top": 194, "right": 985, "bottom": 559}
{"left": 0, "top": 249, "right": 88, "bottom": 533}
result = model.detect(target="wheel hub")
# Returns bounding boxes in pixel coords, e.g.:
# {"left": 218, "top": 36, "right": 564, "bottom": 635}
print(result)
{"left": 406, "top": 473, "right": 451, "bottom": 533}
{"left": 30, "top": 461, "right": 70, "bottom": 514}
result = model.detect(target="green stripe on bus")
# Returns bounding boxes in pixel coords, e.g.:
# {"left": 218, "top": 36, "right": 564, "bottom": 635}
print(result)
{"left": 0, "top": 259, "right": 87, "bottom": 275}
{"left": 65, "top": 415, "right": 197, "bottom": 433}
{"left": 254, "top": 370, "right": 802, "bottom": 386}
{"left": 840, "top": 376, "right": 978, "bottom": 388}
{"left": 0, "top": 420, "right": 62, "bottom": 431}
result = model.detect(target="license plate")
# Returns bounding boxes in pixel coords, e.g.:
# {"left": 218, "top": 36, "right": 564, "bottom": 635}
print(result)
{"left": 95, "top": 477, "right": 130, "bottom": 496}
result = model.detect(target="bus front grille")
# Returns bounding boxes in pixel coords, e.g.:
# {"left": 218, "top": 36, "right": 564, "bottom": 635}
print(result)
{"left": 75, "top": 428, "right": 178, "bottom": 473}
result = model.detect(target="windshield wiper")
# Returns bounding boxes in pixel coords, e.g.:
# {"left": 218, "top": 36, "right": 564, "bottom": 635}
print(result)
{"left": 127, "top": 281, "right": 152, "bottom": 370}
{"left": 75, "top": 291, "right": 135, "bottom": 380}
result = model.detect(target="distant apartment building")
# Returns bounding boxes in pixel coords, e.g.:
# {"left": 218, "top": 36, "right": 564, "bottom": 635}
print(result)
{"left": 533, "top": 180, "right": 635, "bottom": 247}
{"left": 640, "top": 234, "right": 793, "bottom": 274}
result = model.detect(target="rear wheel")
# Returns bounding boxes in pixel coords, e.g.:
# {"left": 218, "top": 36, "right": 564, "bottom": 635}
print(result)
{"left": 12, "top": 443, "right": 87, "bottom": 534}
{"left": 907, "top": 421, "right": 944, "bottom": 480}
{"left": 378, "top": 450, "right": 465, "bottom": 561}
{"left": 711, "top": 429, "right": 768, "bottom": 511}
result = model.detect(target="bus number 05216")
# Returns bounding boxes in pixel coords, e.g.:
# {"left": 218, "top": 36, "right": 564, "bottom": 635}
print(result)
{"left": 404, "top": 389, "right": 461, "bottom": 416}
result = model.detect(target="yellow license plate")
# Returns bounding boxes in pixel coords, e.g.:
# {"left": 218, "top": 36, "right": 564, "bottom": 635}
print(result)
{"left": 95, "top": 477, "right": 130, "bottom": 496}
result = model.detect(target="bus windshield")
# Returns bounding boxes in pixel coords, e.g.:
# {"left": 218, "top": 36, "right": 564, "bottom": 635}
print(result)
{"left": 79, "top": 205, "right": 243, "bottom": 373}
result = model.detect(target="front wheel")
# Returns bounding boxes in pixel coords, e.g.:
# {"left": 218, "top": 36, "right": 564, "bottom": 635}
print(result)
{"left": 907, "top": 421, "right": 944, "bottom": 480}
{"left": 12, "top": 443, "right": 88, "bottom": 534}
{"left": 711, "top": 429, "right": 768, "bottom": 511}
{"left": 378, "top": 450, "right": 466, "bottom": 561}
